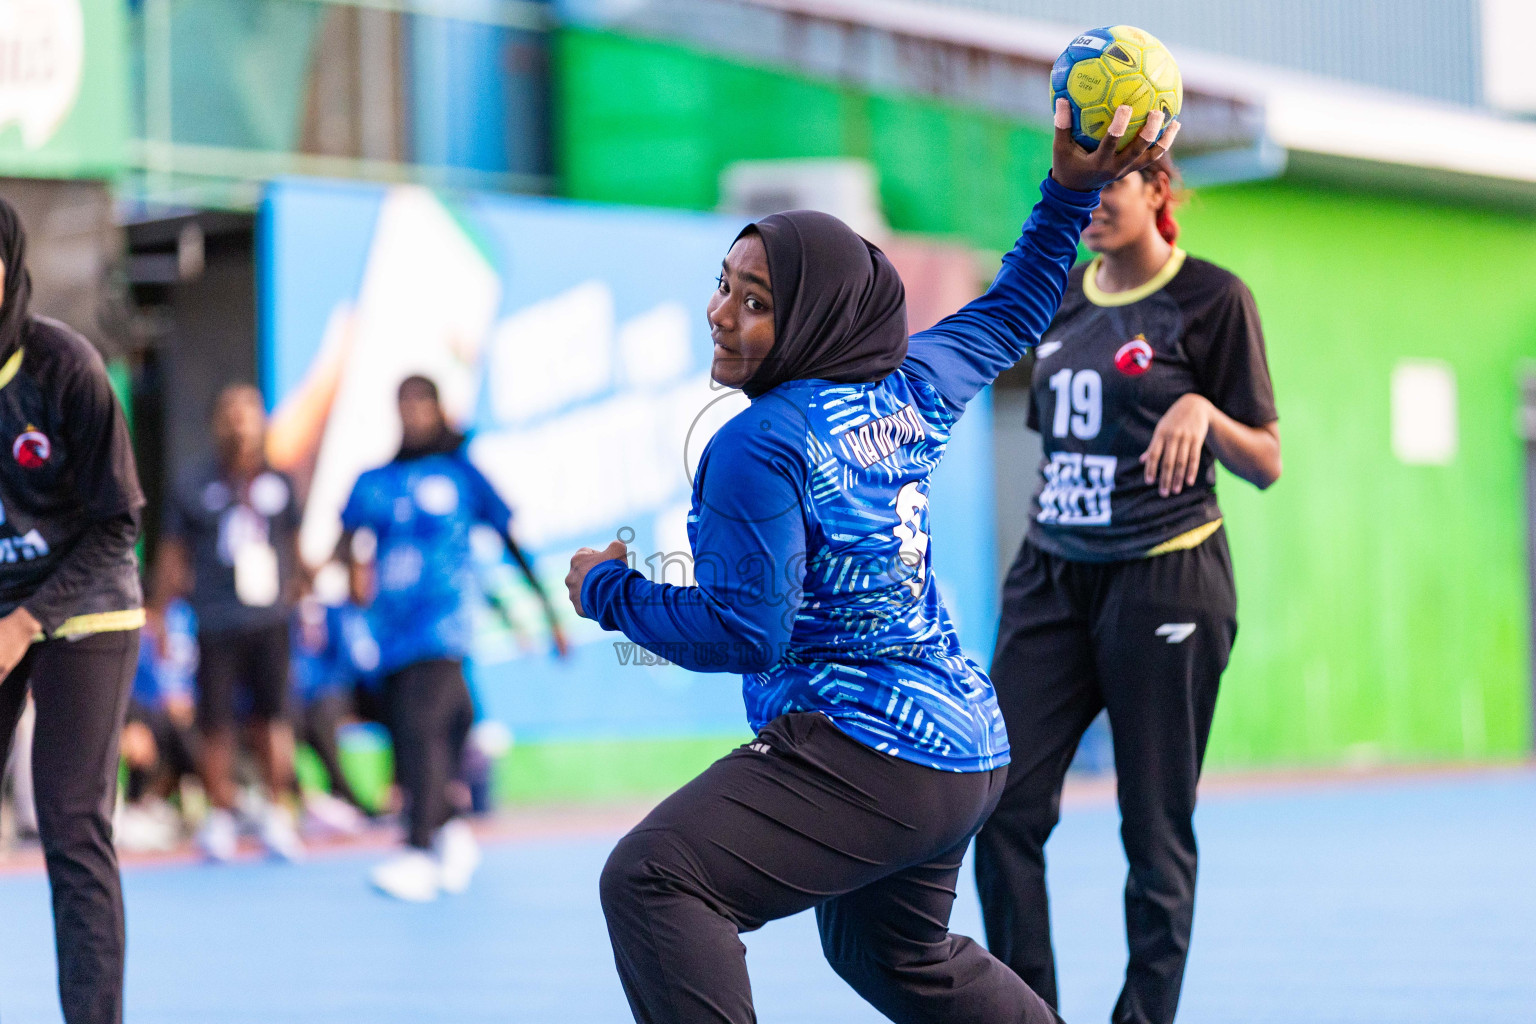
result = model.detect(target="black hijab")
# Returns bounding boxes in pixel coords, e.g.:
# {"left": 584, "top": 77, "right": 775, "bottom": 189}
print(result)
{"left": 0, "top": 198, "right": 34, "bottom": 360}
{"left": 736, "top": 210, "right": 908, "bottom": 399}
{"left": 394, "top": 374, "right": 465, "bottom": 461}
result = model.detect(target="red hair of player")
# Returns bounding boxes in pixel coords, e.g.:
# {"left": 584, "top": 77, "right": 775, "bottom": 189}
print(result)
{"left": 1141, "top": 152, "right": 1182, "bottom": 244}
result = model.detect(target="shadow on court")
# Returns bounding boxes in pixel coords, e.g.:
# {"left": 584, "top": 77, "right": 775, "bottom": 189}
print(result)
{"left": 0, "top": 768, "right": 1531, "bottom": 1023}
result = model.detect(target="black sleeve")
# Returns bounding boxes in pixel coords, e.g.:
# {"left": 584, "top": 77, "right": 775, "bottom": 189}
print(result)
{"left": 22, "top": 512, "right": 140, "bottom": 634}
{"left": 281, "top": 471, "right": 303, "bottom": 533}
{"left": 1187, "top": 279, "right": 1278, "bottom": 427}
{"left": 161, "top": 481, "right": 190, "bottom": 540}
{"left": 60, "top": 346, "right": 146, "bottom": 520}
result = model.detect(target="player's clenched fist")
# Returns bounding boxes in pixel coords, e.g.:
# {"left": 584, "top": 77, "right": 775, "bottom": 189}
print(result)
{"left": 566, "top": 539, "right": 629, "bottom": 618}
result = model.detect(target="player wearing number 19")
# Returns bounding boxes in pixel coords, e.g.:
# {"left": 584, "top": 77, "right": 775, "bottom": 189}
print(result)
{"left": 973, "top": 152, "right": 1281, "bottom": 1024}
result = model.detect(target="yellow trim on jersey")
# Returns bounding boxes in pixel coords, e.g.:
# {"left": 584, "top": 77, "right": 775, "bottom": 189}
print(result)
{"left": 0, "top": 347, "right": 23, "bottom": 391}
{"left": 33, "top": 608, "right": 147, "bottom": 642}
{"left": 1084, "top": 248, "right": 1186, "bottom": 307}
{"left": 1144, "top": 518, "right": 1222, "bottom": 558}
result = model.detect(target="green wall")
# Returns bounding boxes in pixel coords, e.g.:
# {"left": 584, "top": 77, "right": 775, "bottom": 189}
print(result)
{"left": 553, "top": 28, "right": 1535, "bottom": 775}
{"left": 556, "top": 29, "right": 1053, "bottom": 252}
{"left": 1182, "top": 183, "right": 1535, "bottom": 766}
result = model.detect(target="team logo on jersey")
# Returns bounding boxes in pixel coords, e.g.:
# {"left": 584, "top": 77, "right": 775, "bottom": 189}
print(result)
{"left": 12, "top": 428, "right": 50, "bottom": 469}
{"left": 1113, "top": 336, "right": 1154, "bottom": 377}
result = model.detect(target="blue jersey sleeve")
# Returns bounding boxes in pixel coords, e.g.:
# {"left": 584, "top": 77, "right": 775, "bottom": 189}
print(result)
{"left": 580, "top": 420, "right": 806, "bottom": 674}
{"left": 904, "top": 176, "right": 1100, "bottom": 412}
{"left": 458, "top": 452, "right": 515, "bottom": 533}
{"left": 340, "top": 473, "right": 371, "bottom": 534}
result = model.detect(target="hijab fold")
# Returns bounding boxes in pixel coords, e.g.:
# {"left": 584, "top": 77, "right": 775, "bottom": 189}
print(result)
{"left": 0, "top": 198, "right": 34, "bottom": 360}
{"left": 737, "top": 210, "right": 907, "bottom": 398}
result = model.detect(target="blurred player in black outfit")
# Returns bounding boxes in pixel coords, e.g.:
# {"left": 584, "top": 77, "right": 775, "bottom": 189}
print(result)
{"left": 974, "top": 155, "right": 1282, "bottom": 1024}
{"left": 149, "top": 384, "right": 307, "bottom": 862}
{"left": 0, "top": 197, "right": 146, "bottom": 1024}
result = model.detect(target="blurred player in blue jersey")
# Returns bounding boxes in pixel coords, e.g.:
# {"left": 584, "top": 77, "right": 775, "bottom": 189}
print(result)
{"left": 289, "top": 592, "right": 379, "bottom": 833}
{"left": 338, "top": 375, "right": 568, "bottom": 901}
{"left": 567, "top": 104, "right": 1179, "bottom": 1024}
{"left": 117, "top": 604, "right": 199, "bottom": 851}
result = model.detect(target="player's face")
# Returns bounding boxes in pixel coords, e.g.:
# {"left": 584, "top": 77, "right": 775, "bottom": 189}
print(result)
{"left": 1082, "top": 171, "right": 1166, "bottom": 253}
{"left": 213, "top": 386, "right": 266, "bottom": 461}
{"left": 707, "top": 234, "right": 776, "bottom": 389}
{"left": 399, "top": 392, "right": 445, "bottom": 449}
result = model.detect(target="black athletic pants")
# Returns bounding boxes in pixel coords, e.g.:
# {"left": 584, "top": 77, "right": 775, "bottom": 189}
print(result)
{"left": 0, "top": 629, "right": 137, "bottom": 1024}
{"left": 383, "top": 659, "right": 473, "bottom": 850}
{"left": 124, "top": 699, "right": 198, "bottom": 803}
{"left": 601, "top": 711, "right": 1063, "bottom": 1024}
{"left": 974, "top": 533, "right": 1236, "bottom": 1024}
{"left": 298, "top": 690, "right": 367, "bottom": 810}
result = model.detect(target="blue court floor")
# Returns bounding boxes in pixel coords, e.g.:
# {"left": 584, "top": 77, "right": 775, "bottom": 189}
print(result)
{"left": 1, "top": 768, "right": 1533, "bottom": 1023}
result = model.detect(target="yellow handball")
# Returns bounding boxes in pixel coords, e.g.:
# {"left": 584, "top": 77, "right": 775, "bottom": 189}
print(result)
{"left": 1051, "top": 25, "right": 1182, "bottom": 152}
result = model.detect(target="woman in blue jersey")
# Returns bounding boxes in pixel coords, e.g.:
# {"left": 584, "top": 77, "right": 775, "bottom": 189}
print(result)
{"left": 565, "top": 103, "right": 1179, "bottom": 1024}
{"left": 340, "top": 376, "right": 569, "bottom": 901}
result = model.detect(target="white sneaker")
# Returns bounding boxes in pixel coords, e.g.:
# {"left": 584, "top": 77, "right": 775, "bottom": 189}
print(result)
{"left": 434, "top": 819, "right": 481, "bottom": 895}
{"left": 197, "top": 808, "right": 238, "bottom": 863}
{"left": 301, "top": 791, "right": 367, "bottom": 839}
{"left": 371, "top": 850, "right": 440, "bottom": 902}
{"left": 116, "top": 802, "right": 180, "bottom": 853}
{"left": 257, "top": 804, "right": 306, "bottom": 863}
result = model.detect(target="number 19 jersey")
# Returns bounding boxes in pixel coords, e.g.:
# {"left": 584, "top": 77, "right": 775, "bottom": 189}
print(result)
{"left": 1026, "top": 250, "right": 1278, "bottom": 563}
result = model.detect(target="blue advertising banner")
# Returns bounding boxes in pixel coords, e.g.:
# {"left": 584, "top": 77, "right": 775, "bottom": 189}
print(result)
{"left": 261, "top": 178, "right": 995, "bottom": 743}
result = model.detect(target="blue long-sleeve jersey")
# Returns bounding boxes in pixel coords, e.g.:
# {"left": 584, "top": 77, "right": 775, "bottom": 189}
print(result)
{"left": 582, "top": 177, "right": 1099, "bottom": 772}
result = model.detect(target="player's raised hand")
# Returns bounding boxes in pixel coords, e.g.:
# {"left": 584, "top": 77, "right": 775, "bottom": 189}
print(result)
{"left": 1051, "top": 101, "right": 1181, "bottom": 193}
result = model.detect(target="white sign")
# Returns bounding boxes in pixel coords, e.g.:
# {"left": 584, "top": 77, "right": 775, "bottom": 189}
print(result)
{"left": 1391, "top": 359, "right": 1458, "bottom": 466}
{"left": 1483, "top": 0, "right": 1536, "bottom": 114}
{"left": 0, "top": 0, "right": 84, "bottom": 149}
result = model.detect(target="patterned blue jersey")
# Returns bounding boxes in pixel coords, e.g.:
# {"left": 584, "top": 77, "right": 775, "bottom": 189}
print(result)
{"left": 582, "top": 178, "right": 1099, "bottom": 772}
{"left": 341, "top": 448, "right": 513, "bottom": 674}
{"left": 733, "top": 372, "right": 1006, "bottom": 769}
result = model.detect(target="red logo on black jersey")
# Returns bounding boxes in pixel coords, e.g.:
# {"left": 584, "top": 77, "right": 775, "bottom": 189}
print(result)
{"left": 13, "top": 430, "right": 50, "bottom": 469}
{"left": 1114, "top": 336, "right": 1154, "bottom": 377}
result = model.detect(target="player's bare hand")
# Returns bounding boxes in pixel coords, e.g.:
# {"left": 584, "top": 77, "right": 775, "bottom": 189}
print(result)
{"left": 0, "top": 606, "right": 40, "bottom": 680}
{"left": 565, "top": 539, "right": 629, "bottom": 619}
{"left": 144, "top": 606, "right": 169, "bottom": 658}
{"left": 1141, "top": 393, "right": 1212, "bottom": 497}
{"left": 550, "top": 623, "right": 573, "bottom": 660}
{"left": 1051, "top": 102, "right": 1181, "bottom": 193}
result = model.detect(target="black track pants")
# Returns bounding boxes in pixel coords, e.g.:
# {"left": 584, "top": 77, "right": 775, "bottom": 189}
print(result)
{"left": 299, "top": 690, "right": 366, "bottom": 810}
{"left": 600, "top": 711, "right": 1063, "bottom": 1024}
{"left": 973, "top": 533, "right": 1236, "bottom": 1024}
{"left": 383, "top": 659, "right": 474, "bottom": 850}
{"left": 0, "top": 629, "right": 137, "bottom": 1024}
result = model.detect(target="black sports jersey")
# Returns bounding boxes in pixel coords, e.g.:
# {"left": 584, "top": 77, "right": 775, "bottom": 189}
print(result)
{"left": 0, "top": 317, "right": 145, "bottom": 631}
{"left": 1025, "top": 250, "right": 1276, "bottom": 562}
{"left": 164, "top": 460, "right": 301, "bottom": 634}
